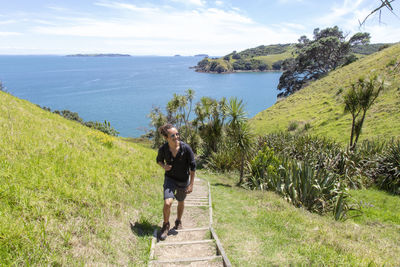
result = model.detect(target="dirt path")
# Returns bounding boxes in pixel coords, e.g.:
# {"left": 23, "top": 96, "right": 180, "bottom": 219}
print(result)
{"left": 149, "top": 178, "right": 230, "bottom": 267}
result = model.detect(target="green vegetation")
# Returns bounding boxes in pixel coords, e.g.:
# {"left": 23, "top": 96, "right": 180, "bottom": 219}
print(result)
{"left": 194, "top": 41, "right": 388, "bottom": 74}
{"left": 278, "top": 26, "right": 370, "bottom": 97}
{"left": 148, "top": 90, "right": 254, "bottom": 182}
{"left": 251, "top": 42, "right": 400, "bottom": 145}
{"left": 0, "top": 91, "right": 164, "bottom": 265}
{"left": 194, "top": 44, "right": 294, "bottom": 73}
{"left": 201, "top": 170, "right": 400, "bottom": 266}
{"left": 344, "top": 75, "right": 384, "bottom": 149}
{"left": 40, "top": 106, "right": 119, "bottom": 136}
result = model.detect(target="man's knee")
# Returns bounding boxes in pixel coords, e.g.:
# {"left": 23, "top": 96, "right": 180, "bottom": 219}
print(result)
{"left": 164, "top": 198, "right": 173, "bottom": 207}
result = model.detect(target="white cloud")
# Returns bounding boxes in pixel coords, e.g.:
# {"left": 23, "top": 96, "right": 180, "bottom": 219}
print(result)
{"left": 0, "top": 31, "right": 21, "bottom": 36}
{"left": 94, "top": 2, "right": 160, "bottom": 13}
{"left": 215, "top": 1, "right": 224, "bottom": 6}
{"left": 315, "top": 0, "right": 366, "bottom": 27}
{"left": 0, "top": 20, "right": 17, "bottom": 25}
{"left": 29, "top": 3, "right": 301, "bottom": 55}
{"left": 364, "top": 24, "right": 400, "bottom": 43}
{"left": 281, "top": 22, "right": 306, "bottom": 30}
{"left": 170, "top": 0, "right": 206, "bottom": 6}
{"left": 278, "top": 0, "right": 304, "bottom": 4}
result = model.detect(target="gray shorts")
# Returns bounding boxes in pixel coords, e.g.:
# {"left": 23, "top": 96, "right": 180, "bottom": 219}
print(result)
{"left": 163, "top": 176, "right": 189, "bottom": 201}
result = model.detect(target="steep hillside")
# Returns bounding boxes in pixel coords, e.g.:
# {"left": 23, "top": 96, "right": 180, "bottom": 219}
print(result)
{"left": 251, "top": 43, "right": 400, "bottom": 144}
{"left": 0, "top": 92, "right": 164, "bottom": 265}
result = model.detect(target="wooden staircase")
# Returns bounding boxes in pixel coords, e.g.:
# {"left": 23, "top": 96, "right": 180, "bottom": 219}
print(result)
{"left": 149, "top": 178, "right": 231, "bottom": 267}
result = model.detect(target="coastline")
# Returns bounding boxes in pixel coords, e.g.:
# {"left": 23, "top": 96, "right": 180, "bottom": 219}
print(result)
{"left": 192, "top": 68, "right": 282, "bottom": 74}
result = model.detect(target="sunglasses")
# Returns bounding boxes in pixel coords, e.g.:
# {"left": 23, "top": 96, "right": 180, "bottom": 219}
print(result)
{"left": 169, "top": 133, "right": 180, "bottom": 138}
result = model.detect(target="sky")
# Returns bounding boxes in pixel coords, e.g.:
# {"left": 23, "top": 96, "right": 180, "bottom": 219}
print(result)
{"left": 0, "top": 0, "right": 399, "bottom": 56}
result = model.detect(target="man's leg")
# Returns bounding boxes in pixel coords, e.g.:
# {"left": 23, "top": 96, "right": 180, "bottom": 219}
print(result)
{"left": 160, "top": 198, "right": 173, "bottom": 240}
{"left": 163, "top": 198, "right": 173, "bottom": 223}
{"left": 177, "top": 200, "right": 184, "bottom": 221}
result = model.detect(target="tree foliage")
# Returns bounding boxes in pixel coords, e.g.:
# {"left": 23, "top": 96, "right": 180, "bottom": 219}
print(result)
{"left": 277, "top": 26, "right": 370, "bottom": 97}
{"left": 344, "top": 75, "right": 384, "bottom": 149}
{"left": 148, "top": 91, "right": 254, "bottom": 184}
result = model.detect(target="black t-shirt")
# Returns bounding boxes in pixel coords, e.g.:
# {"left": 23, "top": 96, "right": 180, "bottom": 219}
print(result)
{"left": 156, "top": 141, "right": 196, "bottom": 182}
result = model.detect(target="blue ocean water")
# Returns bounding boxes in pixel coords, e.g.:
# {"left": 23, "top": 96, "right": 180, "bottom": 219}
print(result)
{"left": 0, "top": 56, "right": 281, "bottom": 137}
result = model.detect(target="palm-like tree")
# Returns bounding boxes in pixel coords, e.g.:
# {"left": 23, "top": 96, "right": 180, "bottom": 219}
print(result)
{"left": 344, "top": 75, "right": 384, "bottom": 149}
{"left": 226, "top": 97, "right": 253, "bottom": 184}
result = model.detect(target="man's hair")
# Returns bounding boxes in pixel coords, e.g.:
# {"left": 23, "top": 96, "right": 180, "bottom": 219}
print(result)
{"left": 158, "top": 123, "right": 174, "bottom": 137}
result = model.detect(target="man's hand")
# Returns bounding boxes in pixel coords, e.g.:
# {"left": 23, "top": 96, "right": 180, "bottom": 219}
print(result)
{"left": 164, "top": 165, "right": 172, "bottom": 171}
{"left": 185, "top": 184, "right": 193, "bottom": 194}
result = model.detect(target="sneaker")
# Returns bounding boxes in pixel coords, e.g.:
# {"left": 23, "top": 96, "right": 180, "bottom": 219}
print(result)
{"left": 174, "top": 219, "right": 182, "bottom": 230}
{"left": 159, "top": 222, "right": 170, "bottom": 241}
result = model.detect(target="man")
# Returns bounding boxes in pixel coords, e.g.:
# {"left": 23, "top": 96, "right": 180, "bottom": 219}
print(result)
{"left": 156, "top": 123, "right": 196, "bottom": 241}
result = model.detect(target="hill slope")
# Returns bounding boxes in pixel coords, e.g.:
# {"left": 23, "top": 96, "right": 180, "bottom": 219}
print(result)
{"left": 194, "top": 44, "right": 294, "bottom": 73}
{"left": 251, "top": 43, "right": 400, "bottom": 144}
{"left": 0, "top": 92, "right": 164, "bottom": 265}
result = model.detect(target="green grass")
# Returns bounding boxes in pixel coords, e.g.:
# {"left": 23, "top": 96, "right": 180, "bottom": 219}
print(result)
{"left": 254, "top": 48, "right": 293, "bottom": 67}
{"left": 350, "top": 188, "right": 400, "bottom": 225}
{"left": 200, "top": 170, "right": 400, "bottom": 266}
{"left": 251, "top": 43, "right": 400, "bottom": 145}
{"left": 0, "top": 91, "right": 165, "bottom": 265}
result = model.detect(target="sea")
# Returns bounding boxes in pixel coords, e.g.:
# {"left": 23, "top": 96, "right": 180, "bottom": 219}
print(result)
{"left": 0, "top": 55, "right": 281, "bottom": 137}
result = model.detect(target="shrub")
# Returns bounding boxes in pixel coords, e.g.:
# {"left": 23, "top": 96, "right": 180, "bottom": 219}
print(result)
{"left": 247, "top": 152, "right": 356, "bottom": 220}
{"left": 272, "top": 60, "right": 283, "bottom": 70}
{"left": 287, "top": 121, "right": 298, "bottom": 131}
{"left": 84, "top": 120, "right": 119, "bottom": 136}
{"left": 248, "top": 145, "right": 280, "bottom": 190}
{"left": 206, "top": 143, "right": 237, "bottom": 172}
{"left": 232, "top": 53, "right": 241, "bottom": 60}
{"left": 215, "top": 64, "right": 226, "bottom": 73}
{"left": 376, "top": 140, "right": 400, "bottom": 194}
{"left": 304, "top": 122, "right": 311, "bottom": 131}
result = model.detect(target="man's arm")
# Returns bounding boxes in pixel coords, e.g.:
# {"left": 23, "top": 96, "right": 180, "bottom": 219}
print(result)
{"left": 156, "top": 145, "right": 172, "bottom": 171}
{"left": 158, "top": 161, "right": 172, "bottom": 171}
{"left": 186, "top": 170, "right": 195, "bottom": 193}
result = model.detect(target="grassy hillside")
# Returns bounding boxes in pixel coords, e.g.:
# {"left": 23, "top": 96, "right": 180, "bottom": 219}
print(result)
{"left": 251, "top": 43, "right": 400, "bottom": 144}
{"left": 195, "top": 44, "right": 294, "bottom": 73}
{"left": 0, "top": 91, "right": 164, "bottom": 265}
{"left": 202, "top": 170, "right": 400, "bottom": 266}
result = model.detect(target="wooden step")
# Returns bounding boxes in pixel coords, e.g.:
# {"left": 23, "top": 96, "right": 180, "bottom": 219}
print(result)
{"left": 157, "top": 239, "right": 214, "bottom": 246}
{"left": 150, "top": 255, "right": 223, "bottom": 266}
{"left": 154, "top": 242, "right": 217, "bottom": 261}
{"left": 161, "top": 228, "right": 210, "bottom": 242}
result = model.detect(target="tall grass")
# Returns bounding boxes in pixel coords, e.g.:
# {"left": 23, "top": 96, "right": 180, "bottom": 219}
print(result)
{"left": 0, "top": 91, "right": 163, "bottom": 265}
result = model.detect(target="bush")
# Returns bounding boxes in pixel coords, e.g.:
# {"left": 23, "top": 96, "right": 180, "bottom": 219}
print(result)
{"left": 272, "top": 60, "right": 283, "bottom": 70}
{"left": 248, "top": 145, "right": 280, "bottom": 190}
{"left": 215, "top": 64, "right": 226, "bottom": 73}
{"left": 206, "top": 144, "right": 237, "bottom": 172}
{"left": 376, "top": 140, "right": 400, "bottom": 194}
{"left": 232, "top": 53, "right": 241, "bottom": 60}
{"left": 303, "top": 122, "right": 311, "bottom": 131}
{"left": 84, "top": 120, "right": 119, "bottom": 136}
{"left": 287, "top": 121, "right": 298, "bottom": 131}
{"left": 247, "top": 150, "right": 355, "bottom": 220}
{"left": 197, "top": 58, "right": 209, "bottom": 68}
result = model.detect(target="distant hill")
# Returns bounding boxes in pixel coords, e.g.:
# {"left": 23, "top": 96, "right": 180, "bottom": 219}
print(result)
{"left": 251, "top": 43, "right": 400, "bottom": 144}
{"left": 194, "top": 43, "right": 392, "bottom": 74}
{"left": 194, "top": 44, "right": 294, "bottom": 73}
